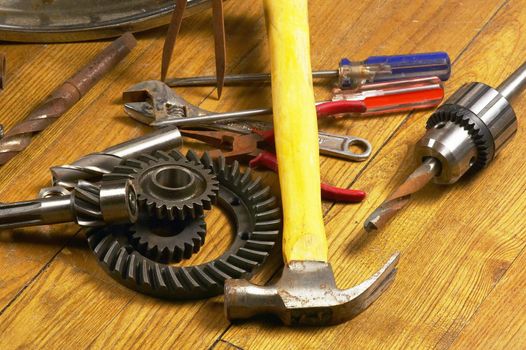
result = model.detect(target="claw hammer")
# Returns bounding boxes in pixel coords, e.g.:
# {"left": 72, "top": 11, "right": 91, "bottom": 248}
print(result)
{"left": 224, "top": 0, "right": 399, "bottom": 326}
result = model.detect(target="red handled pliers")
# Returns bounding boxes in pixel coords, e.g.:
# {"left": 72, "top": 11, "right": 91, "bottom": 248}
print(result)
{"left": 180, "top": 100, "right": 368, "bottom": 203}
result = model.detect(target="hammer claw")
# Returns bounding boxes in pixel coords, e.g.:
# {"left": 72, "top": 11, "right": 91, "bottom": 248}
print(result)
{"left": 342, "top": 252, "right": 400, "bottom": 315}
{"left": 225, "top": 253, "right": 400, "bottom": 326}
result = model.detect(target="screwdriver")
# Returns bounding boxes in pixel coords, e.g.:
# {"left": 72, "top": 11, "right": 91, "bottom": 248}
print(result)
{"left": 364, "top": 59, "right": 526, "bottom": 232}
{"left": 166, "top": 52, "right": 451, "bottom": 90}
{"left": 151, "top": 77, "right": 445, "bottom": 128}
{"left": 332, "top": 76, "right": 444, "bottom": 115}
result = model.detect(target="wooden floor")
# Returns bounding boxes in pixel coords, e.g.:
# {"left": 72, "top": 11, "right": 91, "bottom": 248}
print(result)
{"left": 0, "top": 0, "right": 525, "bottom": 348}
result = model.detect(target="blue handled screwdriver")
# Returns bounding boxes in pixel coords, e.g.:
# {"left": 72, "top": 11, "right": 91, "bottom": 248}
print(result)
{"left": 166, "top": 52, "right": 451, "bottom": 90}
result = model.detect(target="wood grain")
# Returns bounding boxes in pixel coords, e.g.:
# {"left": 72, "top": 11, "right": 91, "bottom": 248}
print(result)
{"left": 0, "top": 0, "right": 524, "bottom": 348}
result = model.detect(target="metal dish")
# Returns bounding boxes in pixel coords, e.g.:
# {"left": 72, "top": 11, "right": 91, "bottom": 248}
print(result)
{"left": 0, "top": 0, "right": 211, "bottom": 42}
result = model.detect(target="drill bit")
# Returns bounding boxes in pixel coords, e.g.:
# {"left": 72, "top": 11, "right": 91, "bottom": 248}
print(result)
{"left": 0, "top": 33, "right": 136, "bottom": 167}
{"left": 364, "top": 158, "right": 440, "bottom": 232}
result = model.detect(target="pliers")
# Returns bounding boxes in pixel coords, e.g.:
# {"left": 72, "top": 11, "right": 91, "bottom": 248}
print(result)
{"left": 181, "top": 127, "right": 367, "bottom": 203}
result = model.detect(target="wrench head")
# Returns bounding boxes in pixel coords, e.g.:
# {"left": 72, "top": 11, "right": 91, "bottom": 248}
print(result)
{"left": 122, "top": 80, "right": 207, "bottom": 125}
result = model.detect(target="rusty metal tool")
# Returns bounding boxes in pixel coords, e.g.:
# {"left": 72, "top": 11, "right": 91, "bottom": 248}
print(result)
{"left": 224, "top": 0, "right": 399, "bottom": 326}
{"left": 0, "top": 53, "right": 5, "bottom": 91}
{"left": 0, "top": 33, "right": 137, "bottom": 167}
{"left": 181, "top": 128, "right": 367, "bottom": 202}
{"left": 161, "top": 0, "right": 226, "bottom": 98}
{"left": 364, "top": 59, "right": 526, "bottom": 232}
{"left": 205, "top": 119, "right": 373, "bottom": 162}
{"left": 122, "top": 81, "right": 370, "bottom": 162}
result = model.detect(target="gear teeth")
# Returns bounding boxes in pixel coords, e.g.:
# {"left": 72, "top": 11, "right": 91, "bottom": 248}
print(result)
{"left": 204, "top": 264, "right": 232, "bottom": 282}
{"left": 240, "top": 168, "right": 252, "bottom": 186}
{"left": 230, "top": 161, "right": 240, "bottom": 180}
{"left": 130, "top": 216, "right": 207, "bottom": 264}
{"left": 167, "top": 149, "right": 185, "bottom": 161}
{"left": 87, "top": 152, "right": 281, "bottom": 300}
{"left": 215, "top": 155, "right": 226, "bottom": 174}
{"left": 227, "top": 254, "right": 259, "bottom": 271}
{"left": 106, "top": 149, "right": 219, "bottom": 222}
{"left": 185, "top": 149, "right": 201, "bottom": 164}
{"left": 200, "top": 152, "right": 213, "bottom": 169}
{"left": 72, "top": 181, "right": 104, "bottom": 227}
{"left": 237, "top": 248, "right": 269, "bottom": 263}
{"left": 216, "top": 259, "right": 245, "bottom": 278}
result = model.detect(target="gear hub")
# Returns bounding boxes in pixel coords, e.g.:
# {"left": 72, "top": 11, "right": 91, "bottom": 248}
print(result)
{"left": 105, "top": 149, "right": 219, "bottom": 221}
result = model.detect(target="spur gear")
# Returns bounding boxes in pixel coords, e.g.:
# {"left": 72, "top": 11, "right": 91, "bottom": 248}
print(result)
{"left": 130, "top": 216, "right": 207, "bottom": 264}
{"left": 87, "top": 153, "right": 281, "bottom": 299}
{"left": 105, "top": 149, "right": 219, "bottom": 221}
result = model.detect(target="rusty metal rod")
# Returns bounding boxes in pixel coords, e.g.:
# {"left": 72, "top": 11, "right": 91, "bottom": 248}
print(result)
{"left": 0, "top": 53, "right": 5, "bottom": 91}
{"left": 0, "top": 33, "right": 137, "bottom": 167}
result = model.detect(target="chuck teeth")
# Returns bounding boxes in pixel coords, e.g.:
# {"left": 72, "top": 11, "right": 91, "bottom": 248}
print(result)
{"left": 427, "top": 105, "right": 493, "bottom": 169}
{"left": 86, "top": 153, "right": 282, "bottom": 299}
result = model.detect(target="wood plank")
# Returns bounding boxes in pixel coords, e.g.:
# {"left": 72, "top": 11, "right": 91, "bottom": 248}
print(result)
{"left": 450, "top": 239, "right": 526, "bottom": 349}
{"left": 0, "top": 0, "right": 516, "bottom": 348}
{"left": 221, "top": 0, "right": 526, "bottom": 348}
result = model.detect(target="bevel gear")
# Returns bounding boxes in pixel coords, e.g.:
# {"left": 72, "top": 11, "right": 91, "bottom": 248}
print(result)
{"left": 104, "top": 149, "right": 219, "bottom": 221}
{"left": 87, "top": 153, "right": 282, "bottom": 299}
{"left": 130, "top": 215, "right": 206, "bottom": 263}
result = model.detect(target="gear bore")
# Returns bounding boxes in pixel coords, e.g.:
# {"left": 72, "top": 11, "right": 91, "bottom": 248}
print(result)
{"left": 105, "top": 149, "right": 219, "bottom": 221}
{"left": 87, "top": 154, "right": 282, "bottom": 299}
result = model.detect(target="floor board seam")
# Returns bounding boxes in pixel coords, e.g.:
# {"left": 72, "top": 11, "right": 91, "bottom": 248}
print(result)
{"left": 0, "top": 228, "right": 82, "bottom": 316}
{"left": 209, "top": 323, "right": 234, "bottom": 350}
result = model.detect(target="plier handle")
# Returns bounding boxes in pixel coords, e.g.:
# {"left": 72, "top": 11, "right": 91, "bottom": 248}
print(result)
{"left": 181, "top": 128, "right": 366, "bottom": 203}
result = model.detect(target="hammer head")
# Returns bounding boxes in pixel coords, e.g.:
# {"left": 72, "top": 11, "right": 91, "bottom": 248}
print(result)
{"left": 224, "top": 253, "right": 399, "bottom": 326}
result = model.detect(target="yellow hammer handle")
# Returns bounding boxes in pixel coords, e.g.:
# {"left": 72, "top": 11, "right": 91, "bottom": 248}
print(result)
{"left": 263, "top": 0, "right": 328, "bottom": 263}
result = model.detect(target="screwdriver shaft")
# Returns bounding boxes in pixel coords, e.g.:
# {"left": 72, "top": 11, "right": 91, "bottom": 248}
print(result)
{"left": 165, "top": 70, "right": 338, "bottom": 87}
{"left": 364, "top": 158, "right": 440, "bottom": 232}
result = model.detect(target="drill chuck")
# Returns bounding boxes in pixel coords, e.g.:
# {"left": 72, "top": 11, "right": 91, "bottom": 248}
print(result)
{"left": 415, "top": 61, "right": 526, "bottom": 184}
